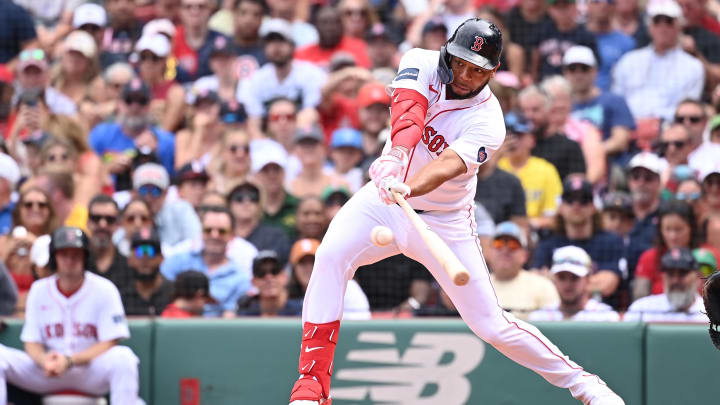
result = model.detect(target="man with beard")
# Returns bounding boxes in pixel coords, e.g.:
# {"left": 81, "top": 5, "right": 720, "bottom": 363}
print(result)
{"left": 87, "top": 194, "right": 131, "bottom": 291}
{"left": 120, "top": 227, "right": 172, "bottom": 316}
{"left": 624, "top": 247, "right": 708, "bottom": 322}
{"left": 238, "top": 20, "right": 327, "bottom": 140}
{"left": 89, "top": 79, "right": 176, "bottom": 186}
{"left": 295, "top": 6, "right": 371, "bottom": 69}
{"left": 530, "top": 246, "right": 620, "bottom": 321}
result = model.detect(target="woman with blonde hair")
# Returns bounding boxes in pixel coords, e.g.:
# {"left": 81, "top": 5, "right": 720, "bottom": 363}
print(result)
{"left": 50, "top": 30, "right": 103, "bottom": 108}
{"left": 207, "top": 130, "right": 252, "bottom": 195}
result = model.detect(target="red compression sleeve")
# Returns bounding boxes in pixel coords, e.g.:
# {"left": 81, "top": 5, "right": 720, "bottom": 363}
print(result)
{"left": 390, "top": 88, "right": 429, "bottom": 150}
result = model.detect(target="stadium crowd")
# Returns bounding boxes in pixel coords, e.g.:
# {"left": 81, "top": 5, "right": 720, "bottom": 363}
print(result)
{"left": 0, "top": 0, "right": 719, "bottom": 324}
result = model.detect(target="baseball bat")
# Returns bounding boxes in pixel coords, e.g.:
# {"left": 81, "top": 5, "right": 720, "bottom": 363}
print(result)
{"left": 392, "top": 191, "right": 470, "bottom": 286}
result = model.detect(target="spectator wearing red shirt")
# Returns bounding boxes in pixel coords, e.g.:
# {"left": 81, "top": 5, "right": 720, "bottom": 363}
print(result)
{"left": 317, "top": 67, "right": 369, "bottom": 142}
{"left": 161, "top": 270, "right": 216, "bottom": 318}
{"left": 634, "top": 199, "right": 720, "bottom": 299}
{"left": 295, "top": 6, "right": 371, "bottom": 70}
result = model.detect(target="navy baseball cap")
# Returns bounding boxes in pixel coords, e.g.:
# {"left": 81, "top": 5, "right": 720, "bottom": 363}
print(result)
{"left": 505, "top": 112, "right": 531, "bottom": 134}
{"left": 130, "top": 227, "right": 161, "bottom": 249}
{"left": 122, "top": 78, "right": 151, "bottom": 101}
{"left": 330, "top": 128, "right": 363, "bottom": 149}
{"left": 661, "top": 247, "right": 697, "bottom": 271}
{"left": 209, "top": 35, "right": 235, "bottom": 56}
{"left": 562, "top": 177, "right": 593, "bottom": 201}
{"left": 175, "top": 161, "right": 209, "bottom": 184}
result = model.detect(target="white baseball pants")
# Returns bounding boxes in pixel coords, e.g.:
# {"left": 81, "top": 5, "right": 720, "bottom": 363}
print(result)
{"left": 303, "top": 183, "right": 615, "bottom": 404}
{"left": 0, "top": 344, "right": 141, "bottom": 405}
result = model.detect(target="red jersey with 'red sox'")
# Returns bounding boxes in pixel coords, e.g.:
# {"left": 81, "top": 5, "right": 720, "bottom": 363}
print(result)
{"left": 384, "top": 48, "right": 506, "bottom": 212}
{"left": 21, "top": 272, "right": 129, "bottom": 355}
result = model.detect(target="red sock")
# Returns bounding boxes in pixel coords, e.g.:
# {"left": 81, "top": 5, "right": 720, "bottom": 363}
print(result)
{"left": 296, "top": 320, "right": 340, "bottom": 399}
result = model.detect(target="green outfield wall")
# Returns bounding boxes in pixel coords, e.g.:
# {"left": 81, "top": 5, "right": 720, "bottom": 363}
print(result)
{"left": 2, "top": 318, "right": 718, "bottom": 404}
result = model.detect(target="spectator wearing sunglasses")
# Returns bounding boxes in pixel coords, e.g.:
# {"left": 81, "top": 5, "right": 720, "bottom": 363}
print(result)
{"left": 488, "top": 221, "right": 559, "bottom": 319}
{"left": 531, "top": 177, "right": 624, "bottom": 306}
{"left": 132, "top": 162, "right": 201, "bottom": 255}
{"left": 657, "top": 123, "right": 694, "bottom": 186}
{"left": 228, "top": 181, "right": 291, "bottom": 266}
{"left": 530, "top": 246, "right": 620, "bottom": 321}
{"left": 612, "top": 1, "right": 704, "bottom": 123}
{"left": 115, "top": 198, "right": 154, "bottom": 256}
{"left": 161, "top": 206, "right": 251, "bottom": 317}
{"left": 135, "top": 34, "right": 186, "bottom": 132}
{"left": 563, "top": 46, "right": 635, "bottom": 167}
{"left": 89, "top": 79, "right": 176, "bottom": 186}
{"left": 8, "top": 187, "right": 53, "bottom": 238}
{"left": 237, "top": 250, "right": 302, "bottom": 316}
{"left": 173, "top": 162, "right": 209, "bottom": 210}
{"left": 87, "top": 194, "right": 131, "bottom": 291}
{"left": 79, "top": 63, "right": 135, "bottom": 130}
{"left": 13, "top": 49, "right": 77, "bottom": 116}
{"left": 121, "top": 227, "right": 172, "bottom": 316}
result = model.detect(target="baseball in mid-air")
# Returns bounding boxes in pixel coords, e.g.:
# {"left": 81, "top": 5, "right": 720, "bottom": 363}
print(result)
{"left": 370, "top": 226, "right": 394, "bottom": 247}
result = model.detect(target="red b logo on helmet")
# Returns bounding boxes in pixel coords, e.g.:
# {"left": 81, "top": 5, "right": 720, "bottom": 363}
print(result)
{"left": 471, "top": 36, "right": 484, "bottom": 51}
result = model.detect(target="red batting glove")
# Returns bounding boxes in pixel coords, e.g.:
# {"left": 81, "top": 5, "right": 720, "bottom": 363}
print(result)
{"left": 369, "top": 147, "right": 409, "bottom": 188}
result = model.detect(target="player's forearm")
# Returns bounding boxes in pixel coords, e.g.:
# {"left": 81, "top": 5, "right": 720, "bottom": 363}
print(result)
{"left": 407, "top": 150, "right": 466, "bottom": 197}
{"left": 69, "top": 340, "right": 117, "bottom": 366}
{"left": 24, "top": 342, "right": 47, "bottom": 367}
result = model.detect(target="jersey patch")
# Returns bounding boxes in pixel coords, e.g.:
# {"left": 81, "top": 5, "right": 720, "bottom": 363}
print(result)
{"left": 394, "top": 68, "right": 419, "bottom": 81}
{"left": 477, "top": 147, "right": 487, "bottom": 163}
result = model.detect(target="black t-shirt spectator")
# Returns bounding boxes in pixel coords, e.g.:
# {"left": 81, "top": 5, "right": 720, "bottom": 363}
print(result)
{"left": 92, "top": 253, "right": 133, "bottom": 293}
{"left": 0, "top": 1, "right": 37, "bottom": 63}
{"left": 355, "top": 255, "right": 433, "bottom": 310}
{"left": 532, "top": 134, "right": 586, "bottom": 180}
{"left": 685, "top": 26, "right": 720, "bottom": 63}
{"left": 247, "top": 223, "right": 291, "bottom": 266}
{"left": 505, "top": 7, "right": 552, "bottom": 61}
{"left": 475, "top": 168, "right": 526, "bottom": 224}
{"left": 120, "top": 277, "right": 173, "bottom": 316}
{"left": 536, "top": 21, "right": 598, "bottom": 79}
{"left": 625, "top": 209, "right": 659, "bottom": 279}
{"left": 531, "top": 231, "right": 624, "bottom": 278}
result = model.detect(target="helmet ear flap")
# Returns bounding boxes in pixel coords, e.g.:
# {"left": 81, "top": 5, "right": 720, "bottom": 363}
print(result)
{"left": 438, "top": 45, "right": 454, "bottom": 84}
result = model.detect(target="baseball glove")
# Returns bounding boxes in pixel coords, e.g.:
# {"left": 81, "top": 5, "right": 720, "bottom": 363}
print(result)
{"left": 703, "top": 271, "right": 720, "bottom": 350}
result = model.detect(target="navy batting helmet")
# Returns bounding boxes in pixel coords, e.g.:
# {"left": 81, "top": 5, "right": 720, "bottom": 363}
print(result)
{"left": 48, "top": 226, "right": 90, "bottom": 271}
{"left": 438, "top": 18, "right": 503, "bottom": 84}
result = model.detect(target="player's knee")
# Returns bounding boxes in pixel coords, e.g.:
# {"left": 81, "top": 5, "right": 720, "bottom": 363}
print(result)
{"left": 105, "top": 346, "right": 139, "bottom": 373}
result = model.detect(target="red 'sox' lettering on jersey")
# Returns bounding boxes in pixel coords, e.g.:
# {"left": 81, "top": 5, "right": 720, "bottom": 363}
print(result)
{"left": 422, "top": 126, "right": 449, "bottom": 156}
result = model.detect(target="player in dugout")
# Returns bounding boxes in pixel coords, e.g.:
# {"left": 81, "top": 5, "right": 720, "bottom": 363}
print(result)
{"left": 287, "top": 18, "right": 624, "bottom": 405}
{"left": 0, "top": 226, "right": 142, "bottom": 404}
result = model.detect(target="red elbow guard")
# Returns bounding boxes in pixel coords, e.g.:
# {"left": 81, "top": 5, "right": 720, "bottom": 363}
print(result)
{"left": 390, "top": 88, "right": 429, "bottom": 150}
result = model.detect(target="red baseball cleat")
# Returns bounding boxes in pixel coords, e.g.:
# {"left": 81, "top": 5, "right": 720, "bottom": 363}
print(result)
{"left": 289, "top": 377, "right": 332, "bottom": 405}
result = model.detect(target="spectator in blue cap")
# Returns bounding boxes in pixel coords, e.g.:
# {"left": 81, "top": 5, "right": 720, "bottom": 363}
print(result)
{"left": 327, "top": 127, "right": 365, "bottom": 192}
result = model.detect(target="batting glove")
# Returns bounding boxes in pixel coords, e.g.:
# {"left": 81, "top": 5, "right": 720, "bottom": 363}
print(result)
{"left": 369, "top": 147, "right": 409, "bottom": 188}
{"left": 377, "top": 176, "right": 411, "bottom": 205}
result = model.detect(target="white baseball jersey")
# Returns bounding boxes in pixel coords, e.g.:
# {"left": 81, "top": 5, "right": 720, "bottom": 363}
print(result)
{"left": 528, "top": 299, "right": 621, "bottom": 322}
{"left": 385, "top": 48, "right": 506, "bottom": 212}
{"left": 21, "top": 272, "right": 130, "bottom": 354}
{"left": 622, "top": 294, "right": 709, "bottom": 323}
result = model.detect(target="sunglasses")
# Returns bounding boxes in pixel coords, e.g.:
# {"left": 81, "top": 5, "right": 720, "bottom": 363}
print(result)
{"left": 229, "top": 144, "right": 249, "bottom": 154}
{"left": 47, "top": 153, "right": 69, "bottom": 162}
{"left": 125, "top": 214, "right": 151, "bottom": 224}
{"left": 134, "top": 244, "right": 158, "bottom": 258}
{"left": 79, "top": 24, "right": 102, "bottom": 33}
{"left": 138, "top": 185, "right": 163, "bottom": 197}
{"left": 493, "top": 238, "right": 522, "bottom": 251}
{"left": 124, "top": 96, "right": 149, "bottom": 106}
{"left": 22, "top": 200, "right": 48, "bottom": 210}
{"left": 89, "top": 214, "right": 117, "bottom": 225}
{"left": 19, "top": 49, "right": 45, "bottom": 62}
{"left": 629, "top": 170, "right": 658, "bottom": 182}
{"left": 563, "top": 194, "right": 593, "bottom": 205}
{"left": 659, "top": 140, "right": 688, "bottom": 149}
{"left": 652, "top": 15, "right": 676, "bottom": 26}
{"left": 230, "top": 191, "right": 260, "bottom": 203}
{"left": 253, "top": 264, "right": 283, "bottom": 278}
{"left": 203, "top": 226, "right": 230, "bottom": 236}
{"left": 675, "top": 191, "right": 701, "bottom": 201}
{"left": 268, "top": 113, "right": 296, "bottom": 122}
{"left": 565, "top": 64, "right": 591, "bottom": 73}
{"left": 674, "top": 115, "right": 704, "bottom": 124}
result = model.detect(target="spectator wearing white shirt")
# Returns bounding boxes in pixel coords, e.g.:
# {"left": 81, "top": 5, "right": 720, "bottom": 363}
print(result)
{"left": 612, "top": 1, "right": 704, "bottom": 122}
{"left": 530, "top": 246, "right": 620, "bottom": 322}
{"left": 237, "top": 19, "right": 327, "bottom": 140}
{"left": 624, "top": 247, "right": 709, "bottom": 322}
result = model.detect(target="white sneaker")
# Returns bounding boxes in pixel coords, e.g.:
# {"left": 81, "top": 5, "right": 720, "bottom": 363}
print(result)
{"left": 589, "top": 393, "right": 625, "bottom": 405}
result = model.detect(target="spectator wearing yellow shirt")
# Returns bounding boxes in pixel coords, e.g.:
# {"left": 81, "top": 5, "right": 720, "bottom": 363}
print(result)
{"left": 498, "top": 113, "right": 563, "bottom": 230}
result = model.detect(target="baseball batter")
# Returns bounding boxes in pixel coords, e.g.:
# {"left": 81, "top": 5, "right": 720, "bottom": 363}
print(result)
{"left": 0, "top": 227, "right": 142, "bottom": 405}
{"left": 288, "top": 19, "right": 624, "bottom": 405}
